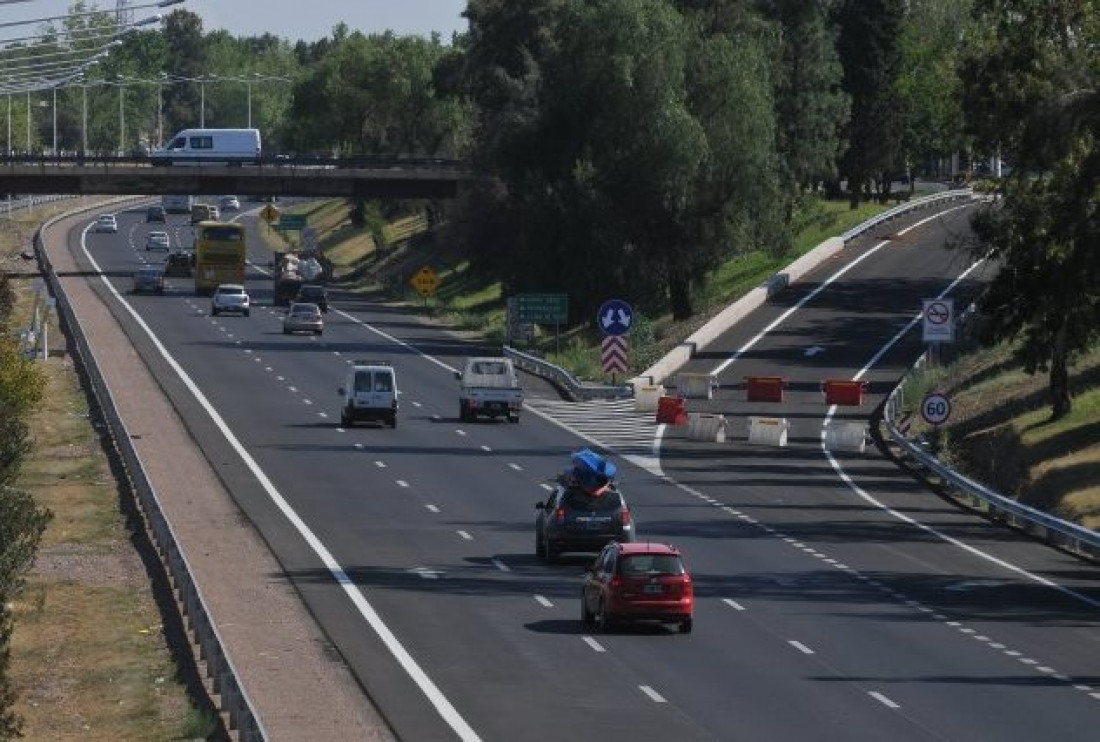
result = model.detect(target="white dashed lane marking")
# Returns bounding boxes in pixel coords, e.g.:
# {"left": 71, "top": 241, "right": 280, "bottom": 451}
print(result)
{"left": 534, "top": 595, "right": 553, "bottom": 608}
{"left": 582, "top": 637, "right": 606, "bottom": 653}
{"left": 425, "top": 504, "right": 440, "bottom": 514}
{"left": 722, "top": 599, "right": 746, "bottom": 611}
{"left": 457, "top": 531, "right": 473, "bottom": 541}
{"left": 639, "top": 686, "right": 666, "bottom": 703}
{"left": 869, "top": 692, "right": 900, "bottom": 709}
{"left": 491, "top": 559, "right": 510, "bottom": 573}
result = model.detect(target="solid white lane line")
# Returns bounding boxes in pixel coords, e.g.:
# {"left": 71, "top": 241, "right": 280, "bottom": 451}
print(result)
{"left": 869, "top": 692, "right": 900, "bottom": 709}
{"left": 534, "top": 595, "right": 553, "bottom": 608}
{"left": 425, "top": 504, "right": 441, "bottom": 514}
{"left": 457, "top": 531, "right": 473, "bottom": 541}
{"left": 76, "top": 227, "right": 481, "bottom": 742}
{"left": 723, "top": 599, "right": 746, "bottom": 611}
{"left": 639, "top": 686, "right": 667, "bottom": 703}
{"left": 491, "top": 559, "right": 510, "bottom": 573}
{"left": 582, "top": 637, "right": 606, "bottom": 653}
{"left": 788, "top": 641, "right": 815, "bottom": 655}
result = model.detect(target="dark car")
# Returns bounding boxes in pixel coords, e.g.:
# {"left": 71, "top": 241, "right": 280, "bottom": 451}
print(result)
{"left": 131, "top": 267, "right": 165, "bottom": 295}
{"left": 535, "top": 483, "right": 634, "bottom": 562}
{"left": 582, "top": 541, "right": 694, "bottom": 634}
{"left": 146, "top": 205, "right": 166, "bottom": 222}
{"left": 295, "top": 284, "right": 329, "bottom": 312}
{"left": 163, "top": 250, "right": 194, "bottom": 277}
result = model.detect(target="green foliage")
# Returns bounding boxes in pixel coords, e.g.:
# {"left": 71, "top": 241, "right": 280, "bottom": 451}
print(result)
{"left": 834, "top": 0, "right": 907, "bottom": 204}
{"left": 0, "top": 336, "right": 50, "bottom": 738}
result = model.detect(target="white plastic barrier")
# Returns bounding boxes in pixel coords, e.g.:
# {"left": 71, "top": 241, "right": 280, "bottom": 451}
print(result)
{"left": 634, "top": 383, "right": 665, "bottom": 412}
{"left": 824, "top": 421, "right": 867, "bottom": 453}
{"left": 747, "top": 416, "right": 789, "bottom": 447}
{"left": 687, "top": 413, "right": 726, "bottom": 442}
{"left": 676, "top": 372, "right": 718, "bottom": 400}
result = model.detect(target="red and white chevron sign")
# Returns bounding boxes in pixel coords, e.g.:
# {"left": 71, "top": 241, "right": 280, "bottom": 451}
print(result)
{"left": 601, "top": 336, "right": 629, "bottom": 374}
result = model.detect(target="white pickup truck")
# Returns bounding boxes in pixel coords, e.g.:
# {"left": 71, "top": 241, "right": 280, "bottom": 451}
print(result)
{"left": 455, "top": 357, "right": 523, "bottom": 423}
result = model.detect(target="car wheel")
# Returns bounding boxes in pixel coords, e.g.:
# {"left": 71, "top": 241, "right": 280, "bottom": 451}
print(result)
{"left": 244, "top": 309, "right": 250, "bottom": 317}
{"left": 341, "top": 409, "right": 352, "bottom": 428}
{"left": 535, "top": 533, "right": 546, "bottom": 558}
{"left": 211, "top": 307, "right": 219, "bottom": 316}
{"left": 316, "top": 329, "right": 323, "bottom": 336}
{"left": 680, "top": 617, "right": 693, "bottom": 635}
{"left": 581, "top": 594, "right": 595, "bottom": 629}
{"left": 389, "top": 413, "right": 397, "bottom": 429}
{"left": 283, "top": 328, "right": 290, "bottom": 334}
{"left": 509, "top": 414, "right": 520, "bottom": 424}
{"left": 458, "top": 404, "right": 467, "bottom": 423}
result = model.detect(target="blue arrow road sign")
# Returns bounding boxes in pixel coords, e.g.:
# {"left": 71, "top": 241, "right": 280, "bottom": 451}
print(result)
{"left": 597, "top": 299, "right": 634, "bottom": 336}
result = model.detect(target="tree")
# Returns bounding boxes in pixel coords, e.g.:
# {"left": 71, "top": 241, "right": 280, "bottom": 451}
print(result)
{"left": 959, "top": 0, "right": 1100, "bottom": 419}
{"left": 834, "top": 0, "right": 906, "bottom": 206}
{"left": 761, "top": 0, "right": 850, "bottom": 194}
{"left": 161, "top": 9, "right": 205, "bottom": 132}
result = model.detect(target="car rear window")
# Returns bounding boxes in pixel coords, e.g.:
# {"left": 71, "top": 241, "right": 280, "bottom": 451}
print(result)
{"left": 562, "top": 488, "right": 623, "bottom": 512}
{"left": 618, "top": 555, "right": 685, "bottom": 577}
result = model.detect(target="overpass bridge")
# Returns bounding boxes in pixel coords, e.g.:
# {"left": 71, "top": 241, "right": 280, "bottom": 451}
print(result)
{"left": 0, "top": 155, "right": 474, "bottom": 199}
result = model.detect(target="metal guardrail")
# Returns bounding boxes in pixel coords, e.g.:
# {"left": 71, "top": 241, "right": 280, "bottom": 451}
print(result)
{"left": 33, "top": 201, "right": 266, "bottom": 740}
{"left": 881, "top": 361, "right": 1100, "bottom": 561}
{"left": 841, "top": 189, "right": 974, "bottom": 243}
{"left": 505, "top": 346, "right": 632, "bottom": 401}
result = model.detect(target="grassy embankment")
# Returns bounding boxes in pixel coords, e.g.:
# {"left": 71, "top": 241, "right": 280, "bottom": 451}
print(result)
{"left": 2, "top": 204, "right": 212, "bottom": 739}
{"left": 262, "top": 196, "right": 902, "bottom": 379}
{"left": 901, "top": 338, "right": 1100, "bottom": 530}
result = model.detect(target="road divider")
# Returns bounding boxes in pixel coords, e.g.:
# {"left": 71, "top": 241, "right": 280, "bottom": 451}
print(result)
{"left": 675, "top": 372, "right": 718, "bottom": 399}
{"left": 823, "top": 421, "right": 867, "bottom": 453}
{"left": 745, "top": 375, "right": 787, "bottom": 403}
{"left": 686, "top": 413, "right": 726, "bottom": 442}
{"left": 747, "top": 416, "right": 789, "bottom": 447}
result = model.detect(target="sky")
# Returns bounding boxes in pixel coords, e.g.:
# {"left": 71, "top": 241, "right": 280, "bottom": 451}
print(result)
{"left": 5, "top": 1, "right": 469, "bottom": 42}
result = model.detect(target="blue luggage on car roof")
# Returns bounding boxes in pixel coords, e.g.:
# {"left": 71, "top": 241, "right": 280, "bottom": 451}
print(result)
{"left": 566, "top": 449, "right": 617, "bottom": 494}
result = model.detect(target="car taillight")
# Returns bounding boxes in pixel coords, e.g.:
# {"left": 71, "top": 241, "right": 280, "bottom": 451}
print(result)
{"left": 610, "top": 575, "right": 622, "bottom": 590}
{"left": 555, "top": 507, "right": 566, "bottom": 524}
{"left": 620, "top": 509, "right": 632, "bottom": 527}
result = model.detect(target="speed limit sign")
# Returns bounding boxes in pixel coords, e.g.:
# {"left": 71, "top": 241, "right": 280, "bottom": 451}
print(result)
{"left": 920, "top": 392, "right": 952, "bottom": 425}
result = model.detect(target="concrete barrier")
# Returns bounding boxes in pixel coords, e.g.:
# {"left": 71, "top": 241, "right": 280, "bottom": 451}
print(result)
{"left": 676, "top": 372, "right": 717, "bottom": 400}
{"left": 824, "top": 421, "right": 867, "bottom": 453}
{"left": 634, "top": 383, "right": 665, "bottom": 412}
{"left": 747, "top": 416, "right": 789, "bottom": 447}
{"left": 687, "top": 413, "right": 726, "bottom": 442}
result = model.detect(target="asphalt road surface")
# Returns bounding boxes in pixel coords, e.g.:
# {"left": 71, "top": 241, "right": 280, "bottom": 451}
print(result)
{"left": 65, "top": 201, "right": 1100, "bottom": 741}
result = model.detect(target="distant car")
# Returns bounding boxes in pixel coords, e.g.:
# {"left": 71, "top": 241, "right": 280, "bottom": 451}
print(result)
{"left": 283, "top": 302, "right": 324, "bottom": 335}
{"left": 146, "top": 205, "right": 166, "bottom": 222}
{"left": 163, "top": 251, "right": 193, "bottom": 277}
{"left": 295, "top": 284, "right": 329, "bottom": 312}
{"left": 93, "top": 214, "right": 118, "bottom": 233}
{"left": 219, "top": 195, "right": 240, "bottom": 211}
{"left": 535, "top": 481, "right": 634, "bottom": 562}
{"left": 145, "top": 231, "right": 170, "bottom": 251}
{"left": 210, "top": 283, "right": 250, "bottom": 316}
{"left": 131, "top": 266, "right": 165, "bottom": 295}
{"left": 582, "top": 542, "right": 694, "bottom": 634}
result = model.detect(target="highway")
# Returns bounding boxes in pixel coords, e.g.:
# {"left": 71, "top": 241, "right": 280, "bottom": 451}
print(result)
{"left": 62, "top": 202, "right": 1100, "bottom": 741}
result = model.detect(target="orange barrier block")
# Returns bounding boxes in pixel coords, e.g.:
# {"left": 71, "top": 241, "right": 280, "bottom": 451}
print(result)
{"left": 745, "top": 376, "right": 787, "bottom": 403}
{"left": 656, "top": 395, "right": 689, "bottom": 425}
{"left": 822, "top": 379, "right": 868, "bottom": 406}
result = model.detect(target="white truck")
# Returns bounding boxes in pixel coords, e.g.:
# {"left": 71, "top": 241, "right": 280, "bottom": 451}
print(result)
{"left": 455, "top": 357, "right": 523, "bottom": 423}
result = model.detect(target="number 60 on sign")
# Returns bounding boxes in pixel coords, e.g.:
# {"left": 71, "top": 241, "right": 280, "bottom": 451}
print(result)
{"left": 920, "top": 392, "right": 952, "bottom": 426}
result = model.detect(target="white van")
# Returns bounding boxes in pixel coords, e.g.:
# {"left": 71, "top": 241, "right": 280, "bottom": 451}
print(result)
{"left": 151, "top": 128, "right": 262, "bottom": 166}
{"left": 338, "top": 361, "right": 398, "bottom": 428}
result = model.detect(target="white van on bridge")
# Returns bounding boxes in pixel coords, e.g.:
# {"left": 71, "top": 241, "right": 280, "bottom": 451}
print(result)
{"left": 151, "top": 128, "right": 262, "bottom": 166}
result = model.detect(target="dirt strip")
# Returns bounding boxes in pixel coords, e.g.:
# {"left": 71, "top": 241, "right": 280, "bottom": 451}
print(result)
{"left": 41, "top": 207, "right": 394, "bottom": 741}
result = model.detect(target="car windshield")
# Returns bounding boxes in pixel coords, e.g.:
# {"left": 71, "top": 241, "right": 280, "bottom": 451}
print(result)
{"left": 219, "top": 287, "right": 244, "bottom": 296}
{"left": 618, "top": 555, "right": 685, "bottom": 577}
{"left": 291, "top": 305, "right": 318, "bottom": 316}
{"left": 562, "top": 488, "right": 623, "bottom": 512}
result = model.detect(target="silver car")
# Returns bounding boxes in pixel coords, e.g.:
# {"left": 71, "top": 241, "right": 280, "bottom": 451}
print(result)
{"left": 211, "top": 284, "right": 250, "bottom": 317}
{"left": 145, "top": 231, "right": 170, "bottom": 251}
{"left": 283, "top": 302, "right": 324, "bottom": 335}
{"left": 94, "top": 214, "right": 118, "bottom": 233}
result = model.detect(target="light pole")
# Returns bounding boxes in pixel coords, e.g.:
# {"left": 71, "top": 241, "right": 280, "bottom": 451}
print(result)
{"left": 6, "top": 92, "right": 10, "bottom": 156}
{"left": 81, "top": 83, "right": 87, "bottom": 154}
{"left": 25, "top": 90, "right": 29, "bottom": 152}
{"left": 157, "top": 72, "right": 166, "bottom": 145}
{"left": 51, "top": 85, "right": 56, "bottom": 154}
{"left": 246, "top": 74, "right": 253, "bottom": 128}
{"left": 118, "top": 78, "right": 125, "bottom": 154}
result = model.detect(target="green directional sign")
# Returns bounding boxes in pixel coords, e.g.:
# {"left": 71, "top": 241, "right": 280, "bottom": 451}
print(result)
{"left": 276, "top": 214, "right": 308, "bottom": 231}
{"left": 516, "top": 293, "right": 568, "bottom": 324}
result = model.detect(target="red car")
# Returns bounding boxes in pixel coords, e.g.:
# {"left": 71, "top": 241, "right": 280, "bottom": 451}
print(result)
{"left": 582, "top": 541, "right": 694, "bottom": 634}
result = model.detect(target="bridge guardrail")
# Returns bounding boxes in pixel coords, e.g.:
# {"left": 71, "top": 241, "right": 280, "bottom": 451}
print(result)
{"left": 505, "top": 346, "right": 632, "bottom": 402}
{"left": 881, "top": 359, "right": 1100, "bottom": 561}
{"left": 34, "top": 200, "right": 266, "bottom": 741}
{"left": 2, "top": 152, "right": 470, "bottom": 171}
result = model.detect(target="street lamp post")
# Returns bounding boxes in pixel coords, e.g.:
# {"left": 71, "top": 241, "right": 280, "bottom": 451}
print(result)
{"left": 6, "top": 92, "right": 10, "bottom": 156}
{"left": 25, "top": 90, "right": 30, "bottom": 152}
{"left": 118, "top": 80, "right": 124, "bottom": 154}
{"left": 246, "top": 75, "right": 252, "bottom": 128}
{"left": 199, "top": 76, "right": 205, "bottom": 127}
{"left": 51, "top": 85, "right": 57, "bottom": 154}
{"left": 81, "top": 83, "right": 87, "bottom": 154}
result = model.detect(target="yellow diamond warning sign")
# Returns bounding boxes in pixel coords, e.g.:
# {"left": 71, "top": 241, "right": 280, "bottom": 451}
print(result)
{"left": 410, "top": 266, "right": 441, "bottom": 297}
{"left": 260, "top": 204, "right": 280, "bottom": 224}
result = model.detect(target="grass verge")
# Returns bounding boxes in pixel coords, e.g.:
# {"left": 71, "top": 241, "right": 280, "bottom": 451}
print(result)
{"left": 2, "top": 204, "right": 201, "bottom": 740}
{"left": 905, "top": 337, "right": 1100, "bottom": 530}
